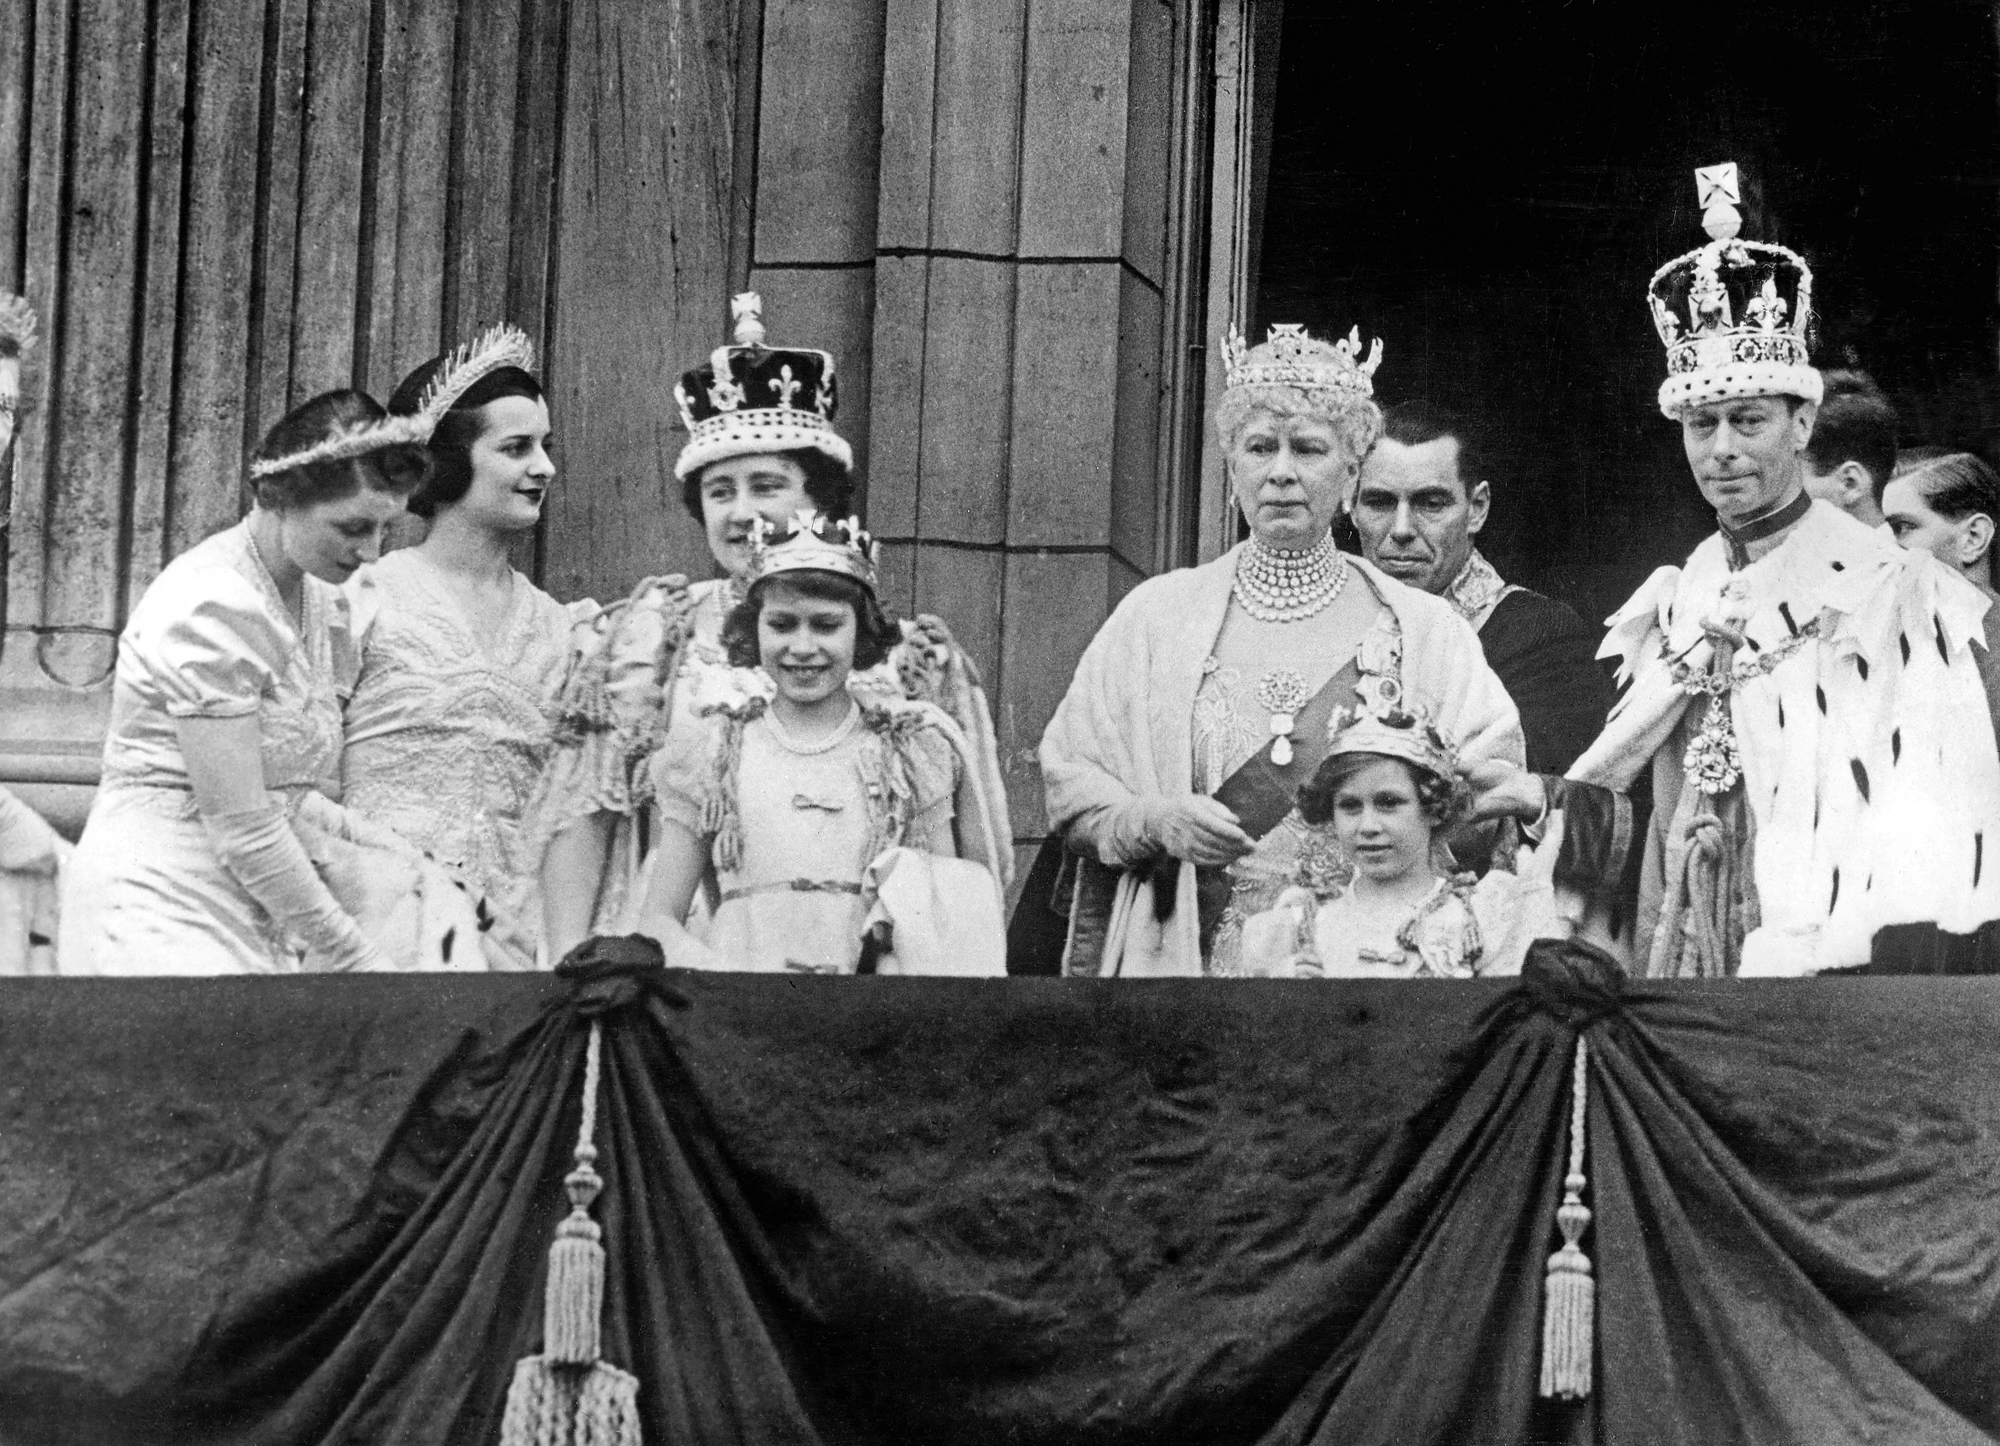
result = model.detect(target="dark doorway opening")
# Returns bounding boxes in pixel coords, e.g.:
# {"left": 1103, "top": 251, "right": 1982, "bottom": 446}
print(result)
{"left": 1258, "top": 0, "right": 2000, "bottom": 625}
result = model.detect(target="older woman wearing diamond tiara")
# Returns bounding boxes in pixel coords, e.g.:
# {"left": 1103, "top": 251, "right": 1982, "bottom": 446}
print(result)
{"left": 1038, "top": 322, "right": 1524, "bottom": 976}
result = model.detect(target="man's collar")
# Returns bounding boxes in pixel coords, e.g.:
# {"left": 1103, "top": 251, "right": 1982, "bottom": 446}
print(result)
{"left": 1717, "top": 487, "right": 1812, "bottom": 570}
{"left": 1443, "top": 549, "right": 1511, "bottom": 627}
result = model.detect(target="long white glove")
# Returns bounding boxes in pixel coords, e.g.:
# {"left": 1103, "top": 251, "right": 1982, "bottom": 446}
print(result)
{"left": 1089, "top": 795, "right": 1255, "bottom": 868}
{"left": 200, "top": 802, "right": 386, "bottom": 972}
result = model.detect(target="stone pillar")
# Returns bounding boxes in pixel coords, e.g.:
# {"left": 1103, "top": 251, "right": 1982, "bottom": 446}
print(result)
{"left": 859, "top": 0, "right": 1184, "bottom": 888}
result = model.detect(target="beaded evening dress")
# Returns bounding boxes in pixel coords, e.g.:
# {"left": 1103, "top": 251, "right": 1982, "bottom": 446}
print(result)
{"left": 341, "top": 548, "right": 589, "bottom": 957}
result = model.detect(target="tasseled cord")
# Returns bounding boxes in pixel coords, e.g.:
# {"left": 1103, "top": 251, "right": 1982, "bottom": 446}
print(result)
{"left": 500, "top": 1022, "right": 642, "bottom": 1446}
{"left": 704, "top": 704, "right": 756, "bottom": 874}
{"left": 1539, "top": 1035, "right": 1594, "bottom": 1401}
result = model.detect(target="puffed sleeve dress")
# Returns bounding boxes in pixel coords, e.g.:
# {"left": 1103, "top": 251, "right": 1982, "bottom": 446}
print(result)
{"left": 60, "top": 519, "right": 346, "bottom": 974}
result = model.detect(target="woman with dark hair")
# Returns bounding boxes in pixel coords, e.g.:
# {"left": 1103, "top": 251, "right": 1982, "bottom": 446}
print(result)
{"left": 339, "top": 326, "right": 585, "bottom": 963}
{"left": 629, "top": 514, "right": 1005, "bottom": 973}
{"left": 60, "top": 391, "right": 436, "bottom": 973}
{"left": 533, "top": 295, "right": 1009, "bottom": 958}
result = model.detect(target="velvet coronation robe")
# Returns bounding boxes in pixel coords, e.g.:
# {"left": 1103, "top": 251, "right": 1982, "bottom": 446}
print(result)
{"left": 1040, "top": 548, "right": 1523, "bottom": 977}
{"left": 1568, "top": 498, "right": 2000, "bottom": 976}
{"left": 1444, "top": 550, "right": 1614, "bottom": 774}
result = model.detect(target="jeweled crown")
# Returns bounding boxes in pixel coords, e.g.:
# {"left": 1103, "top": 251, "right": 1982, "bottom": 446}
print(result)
{"left": 1647, "top": 162, "right": 1820, "bottom": 417}
{"left": 1222, "top": 322, "right": 1383, "bottom": 405}
{"left": 673, "top": 294, "right": 853, "bottom": 480}
{"left": 1326, "top": 696, "right": 1459, "bottom": 781}
{"left": 747, "top": 509, "right": 879, "bottom": 594}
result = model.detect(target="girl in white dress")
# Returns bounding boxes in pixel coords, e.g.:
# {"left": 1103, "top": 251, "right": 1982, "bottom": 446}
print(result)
{"left": 534, "top": 295, "right": 1009, "bottom": 957}
{"left": 1237, "top": 704, "right": 1560, "bottom": 979}
{"left": 61, "top": 392, "right": 438, "bottom": 974}
{"left": 340, "top": 328, "right": 585, "bottom": 965}
{"left": 632, "top": 514, "right": 1006, "bottom": 974}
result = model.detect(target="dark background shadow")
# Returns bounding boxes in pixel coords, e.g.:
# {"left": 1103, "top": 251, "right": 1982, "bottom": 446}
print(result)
{"left": 1258, "top": 0, "right": 2000, "bottom": 626}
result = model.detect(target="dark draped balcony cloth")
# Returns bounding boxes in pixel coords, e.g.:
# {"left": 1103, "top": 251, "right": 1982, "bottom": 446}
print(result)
{"left": 5, "top": 944, "right": 2000, "bottom": 1446}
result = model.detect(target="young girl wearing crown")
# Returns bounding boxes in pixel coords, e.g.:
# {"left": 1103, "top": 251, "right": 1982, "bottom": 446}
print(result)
{"left": 532, "top": 295, "right": 1010, "bottom": 959}
{"left": 1237, "top": 704, "right": 1562, "bottom": 978}
{"left": 630, "top": 513, "right": 1007, "bottom": 974}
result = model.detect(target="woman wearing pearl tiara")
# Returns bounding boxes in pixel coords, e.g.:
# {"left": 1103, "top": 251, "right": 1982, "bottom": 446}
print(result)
{"left": 1038, "top": 321, "right": 1525, "bottom": 976}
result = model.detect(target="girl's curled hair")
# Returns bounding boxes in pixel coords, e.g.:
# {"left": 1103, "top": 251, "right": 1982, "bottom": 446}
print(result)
{"left": 1296, "top": 750, "right": 1462, "bottom": 828}
{"left": 720, "top": 569, "right": 902, "bottom": 674}
{"left": 249, "top": 389, "right": 431, "bottom": 510}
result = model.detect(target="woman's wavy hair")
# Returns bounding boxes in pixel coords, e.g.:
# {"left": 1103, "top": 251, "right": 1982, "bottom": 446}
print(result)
{"left": 1215, "top": 384, "right": 1384, "bottom": 467}
{"left": 681, "top": 448, "right": 854, "bottom": 525}
{"left": 1296, "top": 750, "right": 1463, "bottom": 830}
{"left": 248, "top": 390, "right": 431, "bottom": 510}
{"left": 385, "top": 363, "right": 544, "bottom": 520}
{"left": 720, "top": 569, "right": 902, "bottom": 674}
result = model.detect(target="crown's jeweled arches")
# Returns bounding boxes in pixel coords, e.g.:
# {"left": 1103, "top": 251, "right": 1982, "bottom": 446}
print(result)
{"left": 1326, "top": 696, "right": 1461, "bottom": 781}
{"left": 746, "top": 509, "right": 880, "bottom": 594}
{"left": 1222, "top": 320, "right": 1384, "bottom": 406}
{"left": 1647, "top": 161, "right": 1820, "bottom": 417}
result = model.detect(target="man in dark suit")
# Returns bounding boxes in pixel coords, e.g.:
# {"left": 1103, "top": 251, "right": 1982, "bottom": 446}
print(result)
{"left": 1351, "top": 401, "right": 1613, "bottom": 772}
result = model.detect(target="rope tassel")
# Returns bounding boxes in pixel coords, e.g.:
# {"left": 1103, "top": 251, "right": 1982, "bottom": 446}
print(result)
{"left": 501, "top": 1022, "right": 642, "bottom": 1446}
{"left": 1539, "top": 1035, "right": 1594, "bottom": 1401}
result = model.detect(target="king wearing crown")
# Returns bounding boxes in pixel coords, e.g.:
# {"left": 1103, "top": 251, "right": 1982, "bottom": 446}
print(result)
{"left": 1527, "top": 163, "right": 2000, "bottom": 977}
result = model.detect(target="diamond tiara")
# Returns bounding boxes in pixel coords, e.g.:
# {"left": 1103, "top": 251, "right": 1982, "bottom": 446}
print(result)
{"left": 414, "top": 324, "right": 536, "bottom": 424}
{"left": 1222, "top": 322, "right": 1384, "bottom": 402}
{"left": 249, "top": 413, "right": 435, "bottom": 480}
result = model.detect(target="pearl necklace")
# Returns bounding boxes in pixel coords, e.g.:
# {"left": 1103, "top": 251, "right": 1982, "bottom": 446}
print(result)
{"left": 1233, "top": 533, "right": 1348, "bottom": 623}
{"left": 764, "top": 698, "right": 861, "bottom": 756}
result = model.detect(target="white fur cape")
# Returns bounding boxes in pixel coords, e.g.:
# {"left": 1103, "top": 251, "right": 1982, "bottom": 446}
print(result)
{"left": 1569, "top": 500, "right": 2000, "bottom": 975}
{"left": 1039, "top": 548, "right": 1524, "bottom": 977}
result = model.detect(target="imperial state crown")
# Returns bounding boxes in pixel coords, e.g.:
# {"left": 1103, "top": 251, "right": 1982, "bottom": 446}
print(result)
{"left": 674, "top": 294, "right": 852, "bottom": 480}
{"left": 1647, "top": 162, "right": 1820, "bottom": 418}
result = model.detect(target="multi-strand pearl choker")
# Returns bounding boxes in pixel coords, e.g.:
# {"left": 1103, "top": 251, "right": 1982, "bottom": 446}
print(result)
{"left": 1232, "top": 532, "right": 1348, "bottom": 623}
